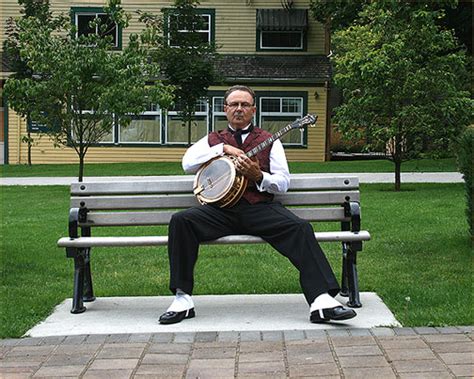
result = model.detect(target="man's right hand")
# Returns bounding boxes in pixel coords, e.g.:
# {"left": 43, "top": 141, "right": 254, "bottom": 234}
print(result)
{"left": 223, "top": 144, "right": 245, "bottom": 157}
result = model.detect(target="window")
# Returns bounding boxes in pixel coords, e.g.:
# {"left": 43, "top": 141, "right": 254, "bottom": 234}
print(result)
{"left": 120, "top": 104, "right": 162, "bottom": 144}
{"left": 212, "top": 97, "right": 227, "bottom": 131}
{"left": 166, "top": 99, "right": 209, "bottom": 144}
{"left": 166, "top": 9, "right": 215, "bottom": 47}
{"left": 70, "top": 110, "right": 114, "bottom": 144}
{"left": 260, "top": 31, "right": 303, "bottom": 49}
{"left": 256, "top": 9, "right": 307, "bottom": 51}
{"left": 72, "top": 7, "right": 121, "bottom": 49}
{"left": 259, "top": 97, "right": 304, "bottom": 145}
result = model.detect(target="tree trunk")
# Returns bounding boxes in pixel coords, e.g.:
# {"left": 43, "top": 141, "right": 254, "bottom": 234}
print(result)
{"left": 394, "top": 159, "right": 401, "bottom": 191}
{"left": 78, "top": 148, "right": 85, "bottom": 182}
{"left": 27, "top": 132, "right": 32, "bottom": 166}
{"left": 187, "top": 117, "right": 192, "bottom": 147}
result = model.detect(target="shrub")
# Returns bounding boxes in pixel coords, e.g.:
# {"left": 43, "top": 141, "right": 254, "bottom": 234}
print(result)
{"left": 456, "top": 127, "right": 473, "bottom": 238}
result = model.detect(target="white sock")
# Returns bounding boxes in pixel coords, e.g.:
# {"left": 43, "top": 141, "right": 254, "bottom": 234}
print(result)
{"left": 310, "top": 293, "right": 342, "bottom": 313}
{"left": 167, "top": 289, "right": 194, "bottom": 312}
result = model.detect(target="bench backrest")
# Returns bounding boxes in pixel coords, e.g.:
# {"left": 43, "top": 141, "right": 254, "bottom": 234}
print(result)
{"left": 70, "top": 174, "right": 360, "bottom": 227}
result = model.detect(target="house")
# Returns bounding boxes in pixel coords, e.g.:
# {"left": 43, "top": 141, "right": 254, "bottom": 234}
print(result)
{"left": 1, "top": 0, "right": 332, "bottom": 165}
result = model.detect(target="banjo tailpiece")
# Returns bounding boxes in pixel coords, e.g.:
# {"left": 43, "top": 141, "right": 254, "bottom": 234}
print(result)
{"left": 193, "top": 114, "right": 317, "bottom": 207}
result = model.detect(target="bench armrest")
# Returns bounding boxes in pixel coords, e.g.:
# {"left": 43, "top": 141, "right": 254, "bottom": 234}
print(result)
{"left": 69, "top": 208, "right": 80, "bottom": 239}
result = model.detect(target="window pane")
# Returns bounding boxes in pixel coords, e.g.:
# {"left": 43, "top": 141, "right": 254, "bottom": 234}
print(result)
{"left": 77, "top": 14, "right": 95, "bottom": 37}
{"left": 261, "top": 116, "right": 302, "bottom": 144}
{"left": 213, "top": 115, "right": 228, "bottom": 131}
{"left": 198, "top": 32, "right": 210, "bottom": 43}
{"left": 77, "top": 123, "right": 114, "bottom": 143}
{"left": 261, "top": 31, "right": 302, "bottom": 48}
{"left": 195, "top": 99, "right": 208, "bottom": 112}
{"left": 199, "top": 15, "right": 210, "bottom": 30}
{"left": 167, "top": 115, "right": 207, "bottom": 143}
{"left": 213, "top": 97, "right": 224, "bottom": 112}
{"left": 282, "top": 98, "right": 302, "bottom": 113}
{"left": 261, "top": 98, "right": 280, "bottom": 112}
{"left": 120, "top": 116, "right": 161, "bottom": 143}
{"left": 97, "top": 128, "right": 114, "bottom": 143}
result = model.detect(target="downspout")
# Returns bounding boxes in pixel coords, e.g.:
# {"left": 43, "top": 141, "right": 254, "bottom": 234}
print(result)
{"left": 17, "top": 113, "right": 22, "bottom": 164}
{"left": 3, "top": 97, "right": 8, "bottom": 164}
{"left": 325, "top": 80, "right": 331, "bottom": 161}
{"left": 324, "top": 19, "right": 332, "bottom": 161}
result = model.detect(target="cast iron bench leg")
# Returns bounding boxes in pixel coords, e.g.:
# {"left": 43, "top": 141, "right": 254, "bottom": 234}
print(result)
{"left": 346, "top": 247, "right": 362, "bottom": 308}
{"left": 71, "top": 251, "right": 87, "bottom": 314}
{"left": 340, "top": 242, "right": 349, "bottom": 297}
{"left": 83, "top": 248, "right": 95, "bottom": 302}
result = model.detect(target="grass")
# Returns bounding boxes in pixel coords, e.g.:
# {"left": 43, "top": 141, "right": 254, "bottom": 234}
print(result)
{"left": 0, "top": 182, "right": 471, "bottom": 338}
{"left": 0, "top": 157, "right": 458, "bottom": 177}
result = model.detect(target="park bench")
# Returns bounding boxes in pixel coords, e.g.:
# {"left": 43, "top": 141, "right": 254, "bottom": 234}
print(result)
{"left": 57, "top": 174, "right": 371, "bottom": 314}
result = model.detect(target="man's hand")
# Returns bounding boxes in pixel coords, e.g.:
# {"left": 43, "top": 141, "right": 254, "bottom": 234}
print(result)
{"left": 235, "top": 155, "right": 263, "bottom": 183}
{"left": 223, "top": 144, "right": 245, "bottom": 157}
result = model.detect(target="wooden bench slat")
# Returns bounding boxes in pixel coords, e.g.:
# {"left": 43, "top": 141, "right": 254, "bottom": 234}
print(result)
{"left": 70, "top": 175, "right": 360, "bottom": 195}
{"left": 71, "top": 191, "right": 360, "bottom": 210}
{"left": 79, "top": 207, "right": 349, "bottom": 226}
{"left": 58, "top": 230, "right": 371, "bottom": 248}
{"left": 72, "top": 194, "right": 200, "bottom": 209}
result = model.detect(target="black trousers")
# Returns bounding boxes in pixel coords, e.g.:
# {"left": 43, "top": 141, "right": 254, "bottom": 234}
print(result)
{"left": 167, "top": 200, "right": 340, "bottom": 305}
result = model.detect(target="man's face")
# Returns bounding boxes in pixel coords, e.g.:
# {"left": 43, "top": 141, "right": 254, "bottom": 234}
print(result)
{"left": 224, "top": 90, "right": 256, "bottom": 130}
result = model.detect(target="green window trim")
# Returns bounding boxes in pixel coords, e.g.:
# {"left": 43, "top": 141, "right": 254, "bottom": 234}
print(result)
{"left": 70, "top": 6, "right": 123, "bottom": 50}
{"left": 163, "top": 8, "right": 216, "bottom": 46}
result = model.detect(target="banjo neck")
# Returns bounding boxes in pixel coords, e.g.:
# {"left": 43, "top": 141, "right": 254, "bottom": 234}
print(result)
{"left": 245, "top": 115, "right": 316, "bottom": 158}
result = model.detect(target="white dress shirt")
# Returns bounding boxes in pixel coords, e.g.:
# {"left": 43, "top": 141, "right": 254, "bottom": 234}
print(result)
{"left": 182, "top": 126, "right": 290, "bottom": 194}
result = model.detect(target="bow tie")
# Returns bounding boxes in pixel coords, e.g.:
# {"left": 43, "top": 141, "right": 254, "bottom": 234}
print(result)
{"left": 228, "top": 125, "right": 254, "bottom": 146}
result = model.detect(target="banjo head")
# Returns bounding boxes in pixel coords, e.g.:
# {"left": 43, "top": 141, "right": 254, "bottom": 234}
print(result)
{"left": 194, "top": 156, "right": 237, "bottom": 203}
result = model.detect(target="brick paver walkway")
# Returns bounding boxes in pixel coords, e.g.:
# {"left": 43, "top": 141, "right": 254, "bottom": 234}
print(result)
{"left": 1, "top": 327, "right": 472, "bottom": 378}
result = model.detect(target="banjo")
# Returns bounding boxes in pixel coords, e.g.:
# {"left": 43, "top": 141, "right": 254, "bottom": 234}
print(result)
{"left": 193, "top": 114, "right": 317, "bottom": 208}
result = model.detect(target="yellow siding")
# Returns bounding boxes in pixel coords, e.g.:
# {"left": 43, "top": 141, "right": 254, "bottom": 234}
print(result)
{"left": 1, "top": 1, "right": 324, "bottom": 54}
{"left": 8, "top": 85, "right": 327, "bottom": 164}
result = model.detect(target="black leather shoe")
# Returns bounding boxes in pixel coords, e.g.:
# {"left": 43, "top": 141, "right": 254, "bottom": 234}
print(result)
{"left": 310, "top": 306, "right": 356, "bottom": 323}
{"left": 159, "top": 308, "right": 195, "bottom": 324}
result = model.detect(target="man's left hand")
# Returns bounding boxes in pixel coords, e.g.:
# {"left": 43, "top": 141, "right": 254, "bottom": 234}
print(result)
{"left": 235, "top": 156, "right": 263, "bottom": 183}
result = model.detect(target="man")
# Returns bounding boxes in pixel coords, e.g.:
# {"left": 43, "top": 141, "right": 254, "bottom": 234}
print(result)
{"left": 159, "top": 85, "right": 356, "bottom": 325}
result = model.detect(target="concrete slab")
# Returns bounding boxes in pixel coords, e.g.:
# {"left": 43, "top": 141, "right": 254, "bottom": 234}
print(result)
{"left": 25, "top": 293, "right": 401, "bottom": 337}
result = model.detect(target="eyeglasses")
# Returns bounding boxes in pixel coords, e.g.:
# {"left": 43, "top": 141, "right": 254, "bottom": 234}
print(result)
{"left": 225, "top": 102, "right": 254, "bottom": 109}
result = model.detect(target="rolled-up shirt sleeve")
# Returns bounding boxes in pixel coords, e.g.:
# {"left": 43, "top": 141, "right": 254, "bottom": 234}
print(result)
{"left": 256, "top": 140, "right": 290, "bottom": 194}
{"left": 182, "top": 136, "right": 224, "bottom": 174}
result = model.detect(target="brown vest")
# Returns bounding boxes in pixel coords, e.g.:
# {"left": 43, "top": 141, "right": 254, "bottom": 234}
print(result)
{"left": 208, "top": 126, "right": 274, "bottom": 204}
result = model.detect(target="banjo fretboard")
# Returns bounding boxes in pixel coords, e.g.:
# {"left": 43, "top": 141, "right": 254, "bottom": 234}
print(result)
{"left": 245, "top": 114, "right": 317, "bottom": 158}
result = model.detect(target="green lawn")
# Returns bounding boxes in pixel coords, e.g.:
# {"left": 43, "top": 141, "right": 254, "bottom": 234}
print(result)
{"left": 0, "top": 157, "right": 458, "bottom": 177}
{"left": 0, "top": 182, "right": 471, "bottom": 338}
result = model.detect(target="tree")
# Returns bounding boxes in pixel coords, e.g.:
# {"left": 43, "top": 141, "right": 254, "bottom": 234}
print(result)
{"left": 3, "top": 0, "right": 52, "bottom": 166}
{"left": 140, "top": 0, "right": 220, "bottom": 146}
{"left": 314, "top": 1, "right": 471, "bottom": 190}
{"left": 310, "top": 0, "right": 367, "bottom": 33}
{"left": 4, "top": 0, "right": 174, "bottom": 181}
